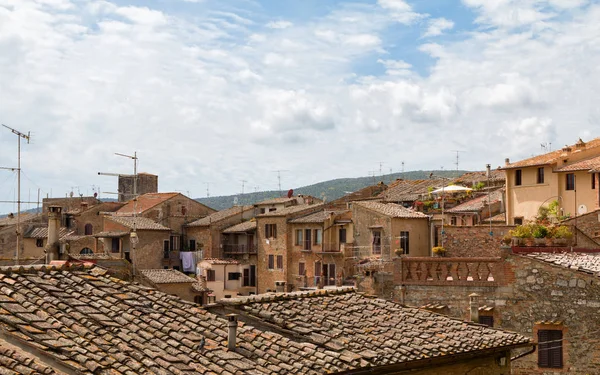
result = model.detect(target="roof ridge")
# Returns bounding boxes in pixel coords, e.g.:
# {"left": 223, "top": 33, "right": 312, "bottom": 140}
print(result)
{"left": 219, "top": 286, "right": 356, "bottom": 306}
{"left": 0, "top": 262, "right": 96, "bottom": 275}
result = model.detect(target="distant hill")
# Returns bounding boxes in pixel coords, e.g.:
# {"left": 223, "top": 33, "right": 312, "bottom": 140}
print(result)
{"left": 196, "top": 170, "right": 468, "bottom": 211}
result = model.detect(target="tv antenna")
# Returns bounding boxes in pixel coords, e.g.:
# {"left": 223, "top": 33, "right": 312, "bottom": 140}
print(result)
{"left": 1, "top": 124, "right": 30, "bottom": 264}
{"left": 272, "top": 170, "right": 289, "bottom": 196}
{"left": 203, "top": 182, "right": 212, "bottom": 198}
{"left": 451, "top": 150, "right": 466, "bottom": 172}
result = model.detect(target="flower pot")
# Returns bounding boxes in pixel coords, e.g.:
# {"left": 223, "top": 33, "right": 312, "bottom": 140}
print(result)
{"left": 524, "top": 238, "right": 535, "bottom": 247}
{"left": 534, "top": 238, "right": 546, "bottom": 246}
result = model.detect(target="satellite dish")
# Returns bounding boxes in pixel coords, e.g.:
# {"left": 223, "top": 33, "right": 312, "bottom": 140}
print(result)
{"left": 287, "top": 189, "right": 293, "bottom": 198}
{"left": 93, "top": 192, "right": 98, "bottom": 198}
{"left": 578, "top": 204, "right": 588, "bottom": 215}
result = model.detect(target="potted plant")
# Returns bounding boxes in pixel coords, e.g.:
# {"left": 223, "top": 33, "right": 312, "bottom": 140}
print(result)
{"left": 553, "top": 226, "right": 573, "bottom": 246}
{"left": 501, "top": 235, "right": 512, "bottom": 246}
{"left": 509, "top": 224, "right": 533, "bottom": 246}
{"left": 432, "top": 246, "right": 446, "bottom": 257}
{"left": 394, "top": 249, "right": 404, "bottom": 257}
{"left": 532, "top": 225, "right": 548, "bottom": 246}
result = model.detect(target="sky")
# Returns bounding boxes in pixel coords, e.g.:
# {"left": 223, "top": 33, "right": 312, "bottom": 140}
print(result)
{"left": 1, "top": 0, "right": 599, "bottom": 213}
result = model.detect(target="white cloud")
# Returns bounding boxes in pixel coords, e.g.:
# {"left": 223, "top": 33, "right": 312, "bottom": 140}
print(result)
{"left": 266, "top": 20, "right": 293, "bottom": 29}
{"left": 0, "top": 0, "right": 599, "bottom": 204}
{"left": 423, "top": 18, "right": 454, "bottom": 38}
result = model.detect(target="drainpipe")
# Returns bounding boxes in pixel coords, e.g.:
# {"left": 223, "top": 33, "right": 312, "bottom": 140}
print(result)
{"left": 227, "top": 314, "right": 237, "bottom": 351}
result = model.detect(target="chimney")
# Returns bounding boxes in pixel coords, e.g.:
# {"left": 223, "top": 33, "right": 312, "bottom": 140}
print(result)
{"left": 486, "top": 164, "right": 491, "bottom": 179}
{"left": 227, "top": 314, "right": 238, "bottom": 351}
{"left": 47, "top": 206, "right": 62, "bottom": 262}
{"left": 80, "top": 201, "right": 89, "bottom": 210}
{"left": 504, "top": 158, "right": 510, "bottom": 166}
{"left": 275, "top": 281, "right": 286, "bottom": 293}
{"left": 469, "top": 293, "right": 480, "bottom": 323}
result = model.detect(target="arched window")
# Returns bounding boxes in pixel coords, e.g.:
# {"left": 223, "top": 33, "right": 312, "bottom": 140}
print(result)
{"left": 84, "top": 223, "right": 93, "bottom": 235}
{"left": 80, "top": 248, "right": 93, "bottom": 255}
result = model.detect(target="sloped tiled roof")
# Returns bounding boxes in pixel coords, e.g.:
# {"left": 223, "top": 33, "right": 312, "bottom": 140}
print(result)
{"left": 115, "top": 192, "right": 180, "bottom": 215}
{"left": 23, "top": 226, "right": 70, "bottom": 239}
{"left": 257, "top": 203, "right": 324, "bottom": 217}
{"left": 380, "top": 178, "right": 448, "bottom": 203}
{"left": 454, "top": 170, "right": 505, "bottom": 184}
{"left": 484, "top": 212, "right": 506, "bottom": 223}
{"left": 0, "top": 340, "right": 68, "bottom": 374}
{"left": 0, "top": 264, "right": 365, "bottom": 374}
{"left": 446, "top": 189, "right": 503, "bottom": 213}
{"left": 0, "top": 212, "right": 41, "bottom": 227}
{"left": 93, "top": 230, "right": 129, "bottom": 238}
{"left": 255, "top": 197, "right": 296, "bottom": 205}
{"left": 555, "top": 154, "right": 600, "bottom": 172}
{"left": 140, "top": 269, "right": 195, "bottom": 284}
{"left": 524, "top": 252, "right": 600, "bottom": 274}
{"left": 353, "top": 201, "right": 428, "bottom": 219}
{"left": 219, "top": 288, "right": 531, "bottom": 366}
{"left": 502, "top": 137, "right": 600, "bottom": 169}
{"left": 187, "top": 205, "right": 253, "bottom": 227}
{"left": 200, "top": 258, "right": 240, "bottom": 265}
{"left": 222, "top": 220, "right": 257, "bottom": 233}
{"left": 289, "top": 210, "right": 345, "bottom": 224}
{"left": 106, "top": 216, "right": 170, "bottom": 231}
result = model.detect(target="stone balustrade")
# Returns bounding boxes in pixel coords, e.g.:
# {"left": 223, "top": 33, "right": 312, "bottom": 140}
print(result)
{"left": 396, "top": 257, "right": 504, "bottom": 286}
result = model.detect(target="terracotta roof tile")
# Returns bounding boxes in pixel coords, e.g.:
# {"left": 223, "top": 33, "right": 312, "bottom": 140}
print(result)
{"left": 454, "top": 170, "right": 505, "bottom": 184}
{"left": 524, "top": 252, "right": 600, "bottom": 274}
{"left": 289, "top": 210, "right": 348, "bottom": 224}
{"left": 0, "top": 263, "right": 362, "bottom": 374}
{"left": 257, "top": 204, "right": 324, "bottom": 217}
{"left": 380, "top": 178, "right": 448, "bottom": 203}
{"left": 0, "top": 339, "right": 68, "bottom": 374}
{"left": 187, "top": 206, "right": 253, "bottom": 227}
{"left": 23, "top": 227, "right": 71, "bottom": 239}
{"left": 446, "top": 189, "right": 503, "bottom": 213}
{"left": 106, "top": 216, "right": 170, "bottom": 231}
{"left": 0, "top": 213, "right": 41, "bottom": 227}
{"left": 502, "top": 137, "right": 600, "bottom": 169}
{"left": 140, "top": 269, "right": 195, "bottom": 284}
{"left": 219, "top": 288, "right": 531, "bottom": 367}
{"left": 353, "top": 201, "right": 429, "bottom": 219}
{"left": 115, "top": 192, "right": 180, "bottom": 215}
{"left": 223, "top": 220, "right": 257, "bottom": 233}
{"left": 555, "top": 154, "right": 600, "bottom": 172}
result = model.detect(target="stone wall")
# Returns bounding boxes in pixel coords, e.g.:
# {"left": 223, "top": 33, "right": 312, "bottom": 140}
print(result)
{"left": 393, "top": 253, "right": 600, "bottom": 374}
{"left": 438, "top": 225, "right": 514, "bottom": 257}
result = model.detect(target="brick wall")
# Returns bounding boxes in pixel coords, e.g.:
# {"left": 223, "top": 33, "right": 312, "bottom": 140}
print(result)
{"left": 257, "top": 216, "right": 288, "bottom": 293}
{"left": 389, "top": 253, "right": 600, "bottom": 374}
{"left": 438, "top": 225, "right": 514, "bottom": 257}
{"left": 563, "top": 212, "right": 600, "bottom": 247}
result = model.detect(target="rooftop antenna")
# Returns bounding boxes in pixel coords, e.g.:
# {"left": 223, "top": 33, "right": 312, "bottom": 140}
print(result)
{"left": 204, "top": 182, "right": 212, "bottom": 198}
{"left": 1, "top": 124, "right": 30, "bottom": 265}
{"left": 272, "top": 170, "right": 289, "bottom": 196}
{"left": 377, "top": 162, "right": 386, "bottom": 179}
{"left": 451, "top": 150, "right": 465, "bottom": 173}
{"left": 240, "top": 180, "right": 247, "bottom": 205}
{"left": 401, "top": 161, "right": 405, "bottom": 179}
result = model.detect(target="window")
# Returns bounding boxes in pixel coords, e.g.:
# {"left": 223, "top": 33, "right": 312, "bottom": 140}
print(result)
{"left": 450, "top": 216, "right": 457, "bottom": 226}
{"left": 295, "top": 229, "right": 303, "bottom": 246}
{"left": 189, "top": 239, "right": 196, "bottom": 251}
{"left": 514, "top": 217, "right": 523, "bottom": 225}
{"left": 537, "top": 167, "right": 545, "bottom": 184}
{"left": 111, "top": 238, "right": 120, "bottom": 253}
{"left": 80, "top": 248, "right": 93, "bottom": 255}
{"left": 36, "top": 239, "right": 43, "bottom": 248}
{"left": 170, "top": 235, "right": 179, "bottom": 251}
{"left": 268, "top": 255, "right": 274, "bottom": 269}
{"left": 304, "top": 229, "right": 312, "bottom": 250}
{"left": 163, "top": 240, "right": 170, "bottom": 259}
{"left": 276, "top": 255, "right": 283, "bottom": 270}
{"left": 84, "top": 223, "right": 93, "bottom": 235}
{"left": 314, "top": 229, "right": 322, "bottom": 245}
{"left": 228, "top": 272, "right": 241, "bottom": 281}
{"left": 515, "top": 169, "right": 522, "bottom": 186}
{"left": 265, "top": 224, "right": 277, "bottom": 238}
{"left": 566, "top": 173, "right": 575, "bottom": 190}
{"left": 243, "top": 265, "right": 257, "bottom": 286}
{"left": 315, "top": 261, "right": 322, "bottom": 285}
{"left": 173, "top": 266, "right": 180, "bottom": 271}
{"left": 372, "top": 230, "right": 381, "bottom": 255}
{"left": 339, "top": 228, "right": 347, "bottom": 244}
{"left": 400, "top": 231, "right": 409, "bottom": 255}
{"left": 593, "top": 174, "right": 596, "bottom": 190}
{"left": 479, "top": 315, "right": 494, "bottom": 327}
{"left": 298, "top": 262, "right": 306, "bottom": 276}
{"left": 268, "top": 208, "right": 276, "bottom": 212}
{"left": 260, "top": 208, "right": 266, "bottom": 214}
{"left": 323, "top": 263, "right": 336, "bottom": 286}
{"left": 206, "top": 269, "right": 216, "bottom": 282}
{"left": 538, "top": 329, "right": 563, "bottom": 368}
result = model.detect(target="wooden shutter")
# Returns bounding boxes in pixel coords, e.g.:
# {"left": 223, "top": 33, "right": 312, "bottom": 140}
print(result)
{"left": 243, "top": 269, "right": 250, "bottom": 286}
{"left": 276, "top": 255, "right": 283, "bottom": 269}
{"left": 549, "top": 330, "right": 563, "bottom": 368}
{"left": 250, "top": 265, "right": 256, "bottom": 286}
{"left": 268, "top": 255, "right": 274, "bottom": 269}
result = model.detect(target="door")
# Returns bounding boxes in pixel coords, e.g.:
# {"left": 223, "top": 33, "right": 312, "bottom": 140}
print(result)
{"left": 323, "top": 263, "right": 336, "bottom": 286}
{"left": 339, "top": 228, "right": 347, "bottom": 250}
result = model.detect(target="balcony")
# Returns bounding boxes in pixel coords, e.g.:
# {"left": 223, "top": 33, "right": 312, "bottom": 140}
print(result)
{"left": 223, "top": 244, "right": 257, "bottom": 255}
{"left": 315, "top": 243, "right": 349, "bottom": 255}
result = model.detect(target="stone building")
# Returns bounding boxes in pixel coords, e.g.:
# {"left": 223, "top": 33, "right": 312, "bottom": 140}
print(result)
{"left": 385, "top": 249, "right": 600, "bottom": 374}
{"left": 287, "top": 210, "right": 352, "bottom": 289}
{"left": 502, "top": 137, "right": 600, "bottom": 224}
{"left": 185, "top": 205, "right": 255, "bottom": 258}
{"left": 352, "top": 201, "right": 430, "bottom": 259}
{"left": 117, "top": 172, "right": 158, "bottom": 202}
{"left": 139, "top": 268, "right": 207, "bottom": 304}
{"left": 444, "top": 188, "right": 504, "bottom": 227}
{"left": 256, "top": 202, "right": 323, "bottom": 293}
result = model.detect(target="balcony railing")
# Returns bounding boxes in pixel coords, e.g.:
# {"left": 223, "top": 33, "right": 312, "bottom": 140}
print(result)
{"left": 396, "top": 257, "right": 504, "bottom": 286}
{"left": 223, "top": 244, "right": 257, "bottom": 254}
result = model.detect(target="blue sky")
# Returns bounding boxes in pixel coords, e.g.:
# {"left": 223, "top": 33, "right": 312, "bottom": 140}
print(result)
{"left": 0, "top": 0, "right": 599, "bottom": 212}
